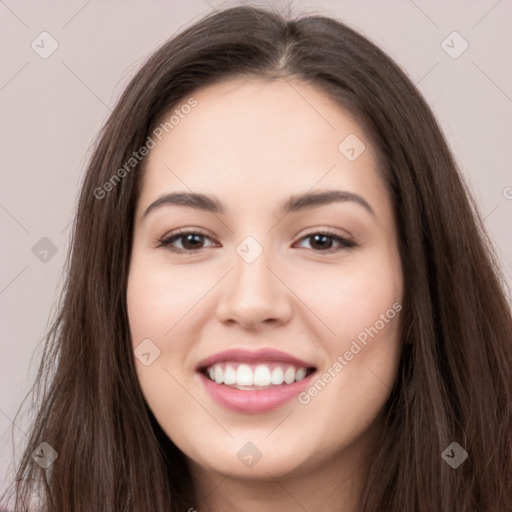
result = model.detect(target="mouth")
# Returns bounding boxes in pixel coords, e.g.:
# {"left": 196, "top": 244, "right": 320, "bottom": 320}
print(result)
{"left": 195, "top": 349, "right": 318, "bottom": 413}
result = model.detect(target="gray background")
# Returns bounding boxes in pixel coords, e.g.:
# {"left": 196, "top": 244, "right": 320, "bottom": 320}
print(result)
{"left": 1, "top": 0, "right": 511, "bottom": 495}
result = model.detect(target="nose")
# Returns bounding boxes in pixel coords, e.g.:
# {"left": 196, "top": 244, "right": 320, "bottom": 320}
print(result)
{"left": 215, "top": 246, "right": 293, "bottom": 330}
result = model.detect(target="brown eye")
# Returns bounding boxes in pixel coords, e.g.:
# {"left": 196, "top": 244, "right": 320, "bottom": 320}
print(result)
{"left": 157, "top": 231, "right": 217, "bottom": 252}
{"left": 295, "top": 231, "right": 356, "bottom": 254}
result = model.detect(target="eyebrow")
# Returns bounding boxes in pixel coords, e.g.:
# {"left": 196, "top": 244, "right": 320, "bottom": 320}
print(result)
{"left": 143, "top": 190, "right": 376, "bottom": 217}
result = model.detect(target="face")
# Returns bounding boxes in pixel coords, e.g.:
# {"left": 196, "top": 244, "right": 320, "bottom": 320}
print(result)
{"left": 127, "top": 77, "right": 404, "bottom": 483}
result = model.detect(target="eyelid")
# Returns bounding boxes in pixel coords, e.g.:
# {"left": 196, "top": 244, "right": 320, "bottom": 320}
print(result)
{"left": 294, "top": 226, "right": 355, "bottom": 243}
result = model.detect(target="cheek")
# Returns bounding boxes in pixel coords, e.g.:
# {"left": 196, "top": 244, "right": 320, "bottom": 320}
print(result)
{"left": 126, "top": 257, "right": 194, "bottom": 414}
{"left": 127, "top": 255, "right": 206, "bottom": 347}
{"left": 126, "top": 258, "right": 199, "bottom": 434}
{"left": 291, "top": 247, "right": 402, "bottom": 351}
{"left": 292, "top": 244, "right": 403, "bottom": 410}
{"left": 294, "top": 246, "right": 403, "bottom": 431}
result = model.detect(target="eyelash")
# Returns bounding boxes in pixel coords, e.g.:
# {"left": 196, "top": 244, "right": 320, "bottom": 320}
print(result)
{"left": 155, "top": 228, "right": 356, "bottom": 255}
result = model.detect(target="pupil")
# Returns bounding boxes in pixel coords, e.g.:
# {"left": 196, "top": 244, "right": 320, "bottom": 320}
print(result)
{"left": 184, "top": 234, "right": 202, "bottom": 249}
{"left": 311, "top": 234, "right": 331, "bottom": 250}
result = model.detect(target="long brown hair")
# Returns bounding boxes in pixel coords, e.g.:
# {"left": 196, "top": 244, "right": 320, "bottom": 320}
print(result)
{"left": 3, "top": 5, "right": 511, "bottom": 511}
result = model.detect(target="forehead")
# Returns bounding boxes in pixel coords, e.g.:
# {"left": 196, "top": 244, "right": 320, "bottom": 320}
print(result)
{"left": 138, "top": 77, "right": 387, "bottom": 219}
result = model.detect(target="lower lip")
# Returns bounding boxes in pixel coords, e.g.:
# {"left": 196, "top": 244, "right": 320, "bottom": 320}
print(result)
{"left": 197, "top": 371, "right": 316, "bottom": 413}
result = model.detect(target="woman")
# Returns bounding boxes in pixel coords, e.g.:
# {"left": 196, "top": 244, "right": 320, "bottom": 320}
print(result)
{"left": 3, "top": 5, "right": 511, "bottom": 512}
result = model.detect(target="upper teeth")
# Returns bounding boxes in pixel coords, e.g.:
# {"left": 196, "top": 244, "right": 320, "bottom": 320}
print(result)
{"left": 206, "top": 363, "right": 309, "bottom": 387}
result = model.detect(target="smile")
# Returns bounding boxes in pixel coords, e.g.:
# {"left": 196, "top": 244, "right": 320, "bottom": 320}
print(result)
{"left": 195, "top": 348, "right": 318, "bottom": 413}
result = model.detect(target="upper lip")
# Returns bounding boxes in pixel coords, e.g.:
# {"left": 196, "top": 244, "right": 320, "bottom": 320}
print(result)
{"left": 196, "top": 348, "right": 317, "bottom": 371}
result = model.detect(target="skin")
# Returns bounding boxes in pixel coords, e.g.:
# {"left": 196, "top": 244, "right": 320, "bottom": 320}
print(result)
{"left": 127, "top": 77, "right": 404, "bottom": 512}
